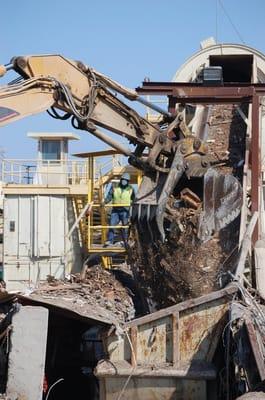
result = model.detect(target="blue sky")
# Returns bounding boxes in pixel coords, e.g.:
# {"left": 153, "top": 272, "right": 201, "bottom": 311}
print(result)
{"left": 0, "top": 0, "right": 265, "bottom": 159}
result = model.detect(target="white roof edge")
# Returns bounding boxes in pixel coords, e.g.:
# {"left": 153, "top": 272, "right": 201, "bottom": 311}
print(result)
{"left": 27, "top": 132, "right": 80, "bottom": 140}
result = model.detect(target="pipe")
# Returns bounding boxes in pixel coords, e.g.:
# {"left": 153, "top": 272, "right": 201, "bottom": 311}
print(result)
{"left": 254, "top": 240, "right": 265, "bottom": 300}
{"left": 86, "top": 125, "right": 132, "bottom": 156}
{"left": 5, "top": 63, "right": 13, "bottom": 72}
{"left": 136, "top": 96, "right": 172, "bottom": 118}
{"left": 234, "top": 211, "right": 258, "bottom": 282}
{"left": 91, "top": 68, "right": 172, "bottom": 117}
{"left": 0, "top": 63, "right": 13, "bottom": 77}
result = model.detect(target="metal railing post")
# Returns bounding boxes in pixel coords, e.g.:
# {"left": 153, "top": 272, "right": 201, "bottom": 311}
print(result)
{"left": 11, "top": 162, "right": 14, "bottom": 183}
{"left": 1, "top": 160, "right": 3, "bottom": 182}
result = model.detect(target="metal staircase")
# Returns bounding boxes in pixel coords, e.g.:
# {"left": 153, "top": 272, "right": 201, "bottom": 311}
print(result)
{"left": 72, "top": 150, "right": 141, "bottom": 269}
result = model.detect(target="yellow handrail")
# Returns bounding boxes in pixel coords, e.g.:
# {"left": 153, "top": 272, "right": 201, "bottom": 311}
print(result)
{"left": 92, "top": 203, "right": 131, "bottom": 207}
{"left": 82, "top": 153, "right": 143, "bottom": 268}
{"left": 89, "top": 225, "right": 129, "bottom": 229}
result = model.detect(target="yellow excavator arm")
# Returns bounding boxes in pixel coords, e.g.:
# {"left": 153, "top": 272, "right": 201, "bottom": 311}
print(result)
{"left": 0, "top": 54, "right": 242, "bottom": 242}
{"left": 0, "top": 55, "right": 163, "bottom": 152}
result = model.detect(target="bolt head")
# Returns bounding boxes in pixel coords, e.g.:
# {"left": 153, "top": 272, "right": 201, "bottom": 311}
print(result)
{"left": 201, "top": 159, "right": 208, "bottom": 168}
{"left": 193, "top": 138, "right": 201, "bottom": 151}
{"left": 180, "top": 144, "right": 187, "bottom": 154}
{"left": 159, "top": 134, "right": 166, "bottom": 144}
{"left": 16, "top": 57, "right": 27, "bottom": 69}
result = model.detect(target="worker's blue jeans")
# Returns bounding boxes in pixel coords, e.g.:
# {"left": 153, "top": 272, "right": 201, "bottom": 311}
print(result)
{"left": 107, "top": 209, "right": 129, "bottom": 243}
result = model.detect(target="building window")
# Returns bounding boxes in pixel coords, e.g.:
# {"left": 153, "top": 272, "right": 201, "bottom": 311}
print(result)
{"left": 42, "top": 140, "right": 61, "bottom": 161}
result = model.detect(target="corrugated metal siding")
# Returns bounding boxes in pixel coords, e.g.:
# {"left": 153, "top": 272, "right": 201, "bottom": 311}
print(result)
{"left": 35, "top": 196, "right": 50, "bottom": 257}
{"left": 4, "top": 195, "right": 19, "bottom": 257}
{"left": 50, "top": 195, "right": 65, "bottom": 256}
{"left": 3, "top": 195, "right": 67, "bottom": 291}
{"left": 18, "top": 196, "right": 33, "bottom": 257}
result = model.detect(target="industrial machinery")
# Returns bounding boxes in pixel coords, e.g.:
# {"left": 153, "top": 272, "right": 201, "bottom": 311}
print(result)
{"left": 0, "top": 55, "right": 242, "bottom": 243}
{"left": 0, "top": 49, "right": 264, "bottom": 400}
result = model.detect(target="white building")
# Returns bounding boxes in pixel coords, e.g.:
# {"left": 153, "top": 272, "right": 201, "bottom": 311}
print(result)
{"left": 2, "top": 132, "right": 87, "bottom": 292}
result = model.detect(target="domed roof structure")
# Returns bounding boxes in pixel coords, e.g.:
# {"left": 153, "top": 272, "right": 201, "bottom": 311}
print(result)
{"left": 173, "top": 40, "right": 265, "bottom": 83}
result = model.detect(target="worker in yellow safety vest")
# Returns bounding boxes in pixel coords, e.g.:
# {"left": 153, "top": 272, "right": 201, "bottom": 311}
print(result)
{"left": 104, "top": 173, "right": 135, "bottom": 246}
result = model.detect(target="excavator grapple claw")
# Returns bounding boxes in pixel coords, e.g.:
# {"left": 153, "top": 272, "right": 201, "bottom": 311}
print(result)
{"left": 198, "top": 169, "right": 243, "bottom": 242}
{"left": 132, "top": 151, "right": 184, "bottom": 242}
{"left": 132, "top": 156, "right": 243, "bottom": 244}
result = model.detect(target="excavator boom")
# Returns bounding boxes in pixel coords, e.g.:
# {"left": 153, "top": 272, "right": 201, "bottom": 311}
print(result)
{"left": 0, "top": 55, "right": 160, "bottom": 148}
{"left": 0, "top": 54, "right": 242, "bottom": 243}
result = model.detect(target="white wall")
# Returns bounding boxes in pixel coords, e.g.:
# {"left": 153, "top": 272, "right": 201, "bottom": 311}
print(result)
{"left": 3, "top": 194, "right": 82, "bottom": 291}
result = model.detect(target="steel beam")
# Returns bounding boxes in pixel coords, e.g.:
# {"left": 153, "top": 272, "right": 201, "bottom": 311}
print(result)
{"left": 137, "top": 82, "right": 265, "bottom": 93}
{"left": 136, "top": 82, "right": 256, "bottom": 104}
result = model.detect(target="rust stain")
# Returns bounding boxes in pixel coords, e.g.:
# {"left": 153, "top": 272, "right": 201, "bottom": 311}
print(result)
{"left": 179, "top": 303, "right": 227, "bottom": 361}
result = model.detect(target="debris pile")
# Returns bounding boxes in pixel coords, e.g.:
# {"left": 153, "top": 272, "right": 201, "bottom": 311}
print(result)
{"left": 129, "top": 104, "right": 247, "bottom": 310}
{"left": 30, "top": 265, "right": 135, "bottom": 324}
{"left": 130, "top": 212, "right": 239, "bottom": 309}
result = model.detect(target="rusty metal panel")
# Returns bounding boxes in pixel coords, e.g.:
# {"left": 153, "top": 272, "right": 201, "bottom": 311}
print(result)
{"left": 126, "top": 286, "right": 237, "bottom": 328}
{"left": 245, "top": 319, "right": 265, "bottom": 380}
{"left": 182, "top": 380, "right": 206, "bottom": 400}
{"left": 136, "top": 316, "right": 173, "bottom": 365}
{"left": 107, "top": 290, "right": 232, "bottom": 367}
{"left": 102, "top": 377, "right": 206, "bottom": 400}
{"left": 95, "top": 360, "right": 216, "bottom": 380}
{"left": 120, "top": 298, "right": 228, "bottom": 366}
{"left": 179, "top": 298, "right": 228, "bottom": 362}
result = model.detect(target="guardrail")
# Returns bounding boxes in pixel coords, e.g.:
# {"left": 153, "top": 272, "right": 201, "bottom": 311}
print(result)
{"left": 0, "top": 155, "right": 127, "bottom": 186}
{"left": 1, "top": 159, "right": 89, "bottom": 185}
{"left": 95, "top": 154, "right": 125, "bottom": 180}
